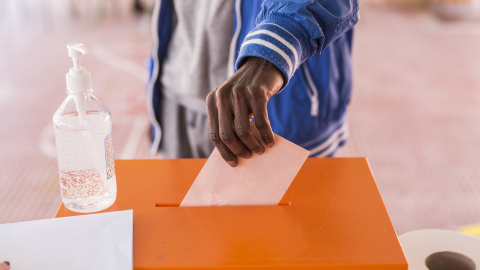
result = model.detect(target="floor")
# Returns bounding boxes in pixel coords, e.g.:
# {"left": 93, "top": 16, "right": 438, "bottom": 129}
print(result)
{"left": 0, "top": 0, "right": 154, "bottom": 223}
{"left": 337, "top": 6, "right": 480, "bottom": 234}
{"left": 1, "top": 1, "right": 480, "bottom": 236}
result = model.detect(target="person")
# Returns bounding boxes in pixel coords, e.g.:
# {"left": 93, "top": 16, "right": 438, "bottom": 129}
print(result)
{"left": 146, "top": 0, "right": 359, "bottom": 167}
{"left": 0, "top": 261, "right": 10, "bottom": 270}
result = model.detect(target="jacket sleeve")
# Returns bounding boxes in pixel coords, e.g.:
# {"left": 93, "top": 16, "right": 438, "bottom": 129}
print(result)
{"left": 235, "top": 0, "right": 359, "bottom": 86}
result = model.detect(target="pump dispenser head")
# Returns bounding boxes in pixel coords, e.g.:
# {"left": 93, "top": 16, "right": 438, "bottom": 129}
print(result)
{"left": 66, "top": 42, "right": 91, "bottom": 93}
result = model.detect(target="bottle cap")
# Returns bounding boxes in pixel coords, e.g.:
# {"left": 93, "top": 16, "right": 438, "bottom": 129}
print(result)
{"left": 66, "top": 42, "right": 91, "bottom": 93}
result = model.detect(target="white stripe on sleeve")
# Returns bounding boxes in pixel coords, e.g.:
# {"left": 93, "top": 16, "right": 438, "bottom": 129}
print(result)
{"left": 241, "top": 39, "right": 293, "bottom": 76}
{"left": 246, "top": 29, "right": 298, "bottom": 68}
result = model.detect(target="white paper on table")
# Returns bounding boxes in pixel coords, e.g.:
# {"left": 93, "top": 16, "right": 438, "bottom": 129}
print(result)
{"left": 0, "top": 210, "right": 133, "bottom": 270}
{"left": 181, "top": 129, "right": 310, "bottom": 207}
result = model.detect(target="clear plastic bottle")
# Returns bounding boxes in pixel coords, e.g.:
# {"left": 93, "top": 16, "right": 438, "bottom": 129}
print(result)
{"left": 53, "top": 42, "right": 117, "bottom": 213}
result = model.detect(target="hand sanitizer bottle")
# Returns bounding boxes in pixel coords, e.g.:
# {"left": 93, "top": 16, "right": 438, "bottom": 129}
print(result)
{"left": 53, "top": 42, "right": 117, "bottom": 213}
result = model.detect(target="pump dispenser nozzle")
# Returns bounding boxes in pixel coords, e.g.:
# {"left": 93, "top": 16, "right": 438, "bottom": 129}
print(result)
{"left": 66, "top": 42, "right": 91, "bottom": 94}
{"left": 66, "top": 42, "right": 92, "bottom": 123}
{"left": 67, "top": 42, "right": 89, "bottom": 71}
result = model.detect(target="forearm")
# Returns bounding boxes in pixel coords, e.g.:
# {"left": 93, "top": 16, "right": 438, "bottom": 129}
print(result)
{"left": 236, "top": 0, "right": 360, "bottom": 88}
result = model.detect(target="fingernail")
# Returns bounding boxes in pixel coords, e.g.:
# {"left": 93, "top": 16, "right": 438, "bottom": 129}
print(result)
{"left": 267, "top": 143, "right": 274, "bottom": 148}
{"left": 256, "top": 151, "right": 264, "bottom": 155}
{"left": 227, "top": 161, "right": 237, "bottom": 167}
{"left": 4, "top": 261, "right": 10, "bottom": 266}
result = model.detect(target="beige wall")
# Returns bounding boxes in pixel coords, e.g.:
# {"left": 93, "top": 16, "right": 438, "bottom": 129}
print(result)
{"left": 363, "top": 0, "right": 478, "bottom": 6}
{"left": 362, "top": 0, "right": 430, "bottom": 9}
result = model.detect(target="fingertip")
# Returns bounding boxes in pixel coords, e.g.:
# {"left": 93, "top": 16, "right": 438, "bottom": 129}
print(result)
{"left": 267, "top": 143, "right": 274, "bottom": 148}
{"left": 227, "top": 161, "right": 237, "bottom": 167}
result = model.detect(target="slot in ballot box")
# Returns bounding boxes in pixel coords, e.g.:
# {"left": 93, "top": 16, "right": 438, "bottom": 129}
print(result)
{"left": 56, "top": 158, "right": 407, "bottom": 270}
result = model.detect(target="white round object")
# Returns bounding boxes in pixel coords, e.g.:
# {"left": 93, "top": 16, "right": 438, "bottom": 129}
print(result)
{"left": 399, "top": 229, "right": 480, "bottom": 270}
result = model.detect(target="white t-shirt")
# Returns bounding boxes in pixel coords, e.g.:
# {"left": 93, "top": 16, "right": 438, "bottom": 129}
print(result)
{"left": 160, "top": 0, "right": 234, "bottom": 112}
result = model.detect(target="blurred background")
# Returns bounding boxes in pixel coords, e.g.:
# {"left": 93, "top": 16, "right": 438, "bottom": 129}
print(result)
{"left": 0, "top": 0, "right": 479, "bottom": 236}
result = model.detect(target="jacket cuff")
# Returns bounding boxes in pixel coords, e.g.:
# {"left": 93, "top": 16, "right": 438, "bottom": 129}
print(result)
{"left": 235, "top": 14, "right": 313, "bottom": 88}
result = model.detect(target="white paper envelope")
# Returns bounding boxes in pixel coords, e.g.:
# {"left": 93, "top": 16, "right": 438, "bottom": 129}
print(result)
{"left": 0, "top": 210, "right": 133, "bottom": 270}
{"left": 181, "top": 132, "right": 310, "bottom": 207}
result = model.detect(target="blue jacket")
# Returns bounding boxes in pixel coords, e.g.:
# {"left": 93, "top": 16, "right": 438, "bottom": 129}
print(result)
{"left": 147, "top": 0, "right": 359, "bottom": 156}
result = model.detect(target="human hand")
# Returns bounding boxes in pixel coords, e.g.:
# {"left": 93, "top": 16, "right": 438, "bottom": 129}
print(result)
{"left": 206, "top": 57, "right": 284, "bottom": 167}
{"left": 0, "top": 261, "right": 10, "bottom": 270}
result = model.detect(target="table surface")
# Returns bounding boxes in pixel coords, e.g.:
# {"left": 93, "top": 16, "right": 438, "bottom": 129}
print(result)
{"left": 56, "top": 158, "right": 407, "bottom": 270}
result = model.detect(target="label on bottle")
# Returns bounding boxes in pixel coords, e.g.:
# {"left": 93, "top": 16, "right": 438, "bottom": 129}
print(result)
{"left": 105, "top": 132, "right": 115, "bottom": 179}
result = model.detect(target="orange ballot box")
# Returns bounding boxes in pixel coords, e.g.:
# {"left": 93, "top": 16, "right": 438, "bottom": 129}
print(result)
{"left": 56, "top": 158, "right": 407, "bottom": 270}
